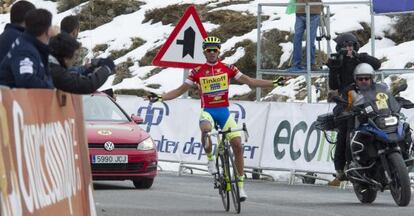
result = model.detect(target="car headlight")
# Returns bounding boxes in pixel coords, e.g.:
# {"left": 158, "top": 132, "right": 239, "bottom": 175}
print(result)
{"left": 137, "top": 137, "right": 155, "bottom": 150}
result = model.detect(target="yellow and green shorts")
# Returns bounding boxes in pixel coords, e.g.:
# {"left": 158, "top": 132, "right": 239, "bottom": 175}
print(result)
{"left": 200, "top": 107, "right": 241, "bottom": 141}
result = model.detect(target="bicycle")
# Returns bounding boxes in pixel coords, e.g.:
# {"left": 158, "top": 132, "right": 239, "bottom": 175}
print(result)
{"left": 207, "top": 123, "right": 249, "bottom": 214}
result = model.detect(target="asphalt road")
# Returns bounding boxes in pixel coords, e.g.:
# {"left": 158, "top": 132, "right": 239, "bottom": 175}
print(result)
{"left": 93, "top": 172, "right": 414, "bottom": 216}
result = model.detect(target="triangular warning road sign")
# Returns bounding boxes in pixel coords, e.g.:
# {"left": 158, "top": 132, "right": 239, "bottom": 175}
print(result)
{"left": 152, "top": 5, "right": 208, "bottom": 68}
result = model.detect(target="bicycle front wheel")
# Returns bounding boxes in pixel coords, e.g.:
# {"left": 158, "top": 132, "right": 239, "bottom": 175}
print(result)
{"left": 228, "top": 150, "right": 241, "bottom": 213}
{"left": 216, "top": 153, "right": 230, "bottom": 211}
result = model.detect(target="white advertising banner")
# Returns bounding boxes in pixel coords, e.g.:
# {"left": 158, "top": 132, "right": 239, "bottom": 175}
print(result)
{"left": 117, "top": 96, "right": 414, "bottom": 174}
{"left": 117, "top": 96, "right": 268, "bottom": 167}
{"left": 261, "top": 102, "right": 336, "bottom": 173}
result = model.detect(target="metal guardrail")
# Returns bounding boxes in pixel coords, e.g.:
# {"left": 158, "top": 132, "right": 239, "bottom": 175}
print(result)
{"left": 160, "top": 159, "right": 335, "bottom": 185}
{"left": 259, "top": 68, "right": 414, "bottom": 78}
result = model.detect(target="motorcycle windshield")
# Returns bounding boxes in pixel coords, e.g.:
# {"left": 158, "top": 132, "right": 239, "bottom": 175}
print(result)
{"left": 353, "top": 84, "right": 400, "bottom": 115}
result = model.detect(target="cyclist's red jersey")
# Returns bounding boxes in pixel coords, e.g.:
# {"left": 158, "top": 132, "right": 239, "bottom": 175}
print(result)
{"left": 185, "top": 61, "right": 243, "bottom": 108}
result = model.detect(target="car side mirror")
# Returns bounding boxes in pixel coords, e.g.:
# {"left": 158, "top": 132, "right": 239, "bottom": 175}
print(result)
{"left": 131, "top": 114, "right": 144, "bottom": 124}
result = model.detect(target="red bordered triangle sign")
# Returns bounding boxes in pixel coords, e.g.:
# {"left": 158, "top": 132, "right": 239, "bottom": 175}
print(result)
{"left": 152, "top": 5, "right": 208, "bottom": 68}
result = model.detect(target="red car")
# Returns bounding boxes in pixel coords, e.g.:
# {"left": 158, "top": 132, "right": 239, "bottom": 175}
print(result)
{"left": 82, "top": 93, "right": 157, "bottom": 189}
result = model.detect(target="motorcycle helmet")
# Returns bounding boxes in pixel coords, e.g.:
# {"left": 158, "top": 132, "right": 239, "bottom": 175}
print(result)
{"left": 354, "top": 63, "right": 375, "bottom": 80}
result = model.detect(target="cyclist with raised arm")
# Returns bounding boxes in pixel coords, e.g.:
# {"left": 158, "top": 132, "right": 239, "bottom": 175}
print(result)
{"left": 148, "top": 36, "right": 284, "bottom": 201}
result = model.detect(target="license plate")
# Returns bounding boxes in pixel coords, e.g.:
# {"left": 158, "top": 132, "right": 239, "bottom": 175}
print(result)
{"left": 92, "top": 155, "right": 128, "bottom": 164}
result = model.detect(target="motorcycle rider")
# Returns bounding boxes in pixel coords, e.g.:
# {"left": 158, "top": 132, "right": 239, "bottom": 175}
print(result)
{"left": 347, "top": 63, "right": 413, "bottom": 162}
{"left": 337, "top": 63, "right": 413, "bottom": 206}
{"left": 334, "top": 63, "right": 413, "bottom": 181}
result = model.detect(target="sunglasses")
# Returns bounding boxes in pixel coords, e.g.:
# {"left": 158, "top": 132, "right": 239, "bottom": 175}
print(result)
{"left": 356, "top": 77, "right": 371, "bottom": 81}
{"left": 205, "top": 48, "right": 219, "bottom": 53}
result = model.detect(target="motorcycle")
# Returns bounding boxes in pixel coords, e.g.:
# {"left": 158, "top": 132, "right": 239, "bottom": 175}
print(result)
{"left": 316, "top": 83, "right": 414, "bottom": 206}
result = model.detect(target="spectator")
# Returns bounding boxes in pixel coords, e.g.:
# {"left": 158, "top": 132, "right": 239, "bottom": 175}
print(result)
{"left": 288, "top": 0, "right": 322, "bottom": 72}
{"left": 60, "top": 14, "right": 92, "bottom": 75}
{"left": 0, "top": 0, "right": 35, "bottom": 62}
{"left": 49, "top": 33, "right": 114, "bottom": 94}
{"left": 0, "top": 8, "right": 54, "bottom": 88}
{"left": 60, "top": 15, "right": 80, "bottom": 38}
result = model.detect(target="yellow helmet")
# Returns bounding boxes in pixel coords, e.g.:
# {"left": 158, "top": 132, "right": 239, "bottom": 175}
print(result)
{"left": 202, "top": 36, "right": 221, "bottom": 50}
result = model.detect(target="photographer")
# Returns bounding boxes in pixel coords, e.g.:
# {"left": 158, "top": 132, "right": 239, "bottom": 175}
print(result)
{"left": 327, "top": 33, "right": 381, "bottom": 185}
{"left": 49, "top": 33, "right": 115, "bottom": 94}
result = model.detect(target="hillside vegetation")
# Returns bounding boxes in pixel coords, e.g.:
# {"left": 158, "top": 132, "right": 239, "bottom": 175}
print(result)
{"left": 1, "top": 1, "right": 413, "bottom": 101}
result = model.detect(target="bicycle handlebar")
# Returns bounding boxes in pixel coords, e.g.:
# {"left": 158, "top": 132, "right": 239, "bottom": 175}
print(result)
{"left": 207, "top": 123, "right": 249, "bottom": 142}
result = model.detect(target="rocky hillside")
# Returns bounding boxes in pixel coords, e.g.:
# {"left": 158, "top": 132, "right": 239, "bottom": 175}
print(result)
{"left": 2, "top": 0, "right": 414, "bottom": 102}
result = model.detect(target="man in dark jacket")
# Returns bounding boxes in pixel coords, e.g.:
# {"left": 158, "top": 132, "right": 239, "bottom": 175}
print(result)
{"left": 60, "top": 15, "right": 94, "bottom": 76}
{"left": 0, "top": 8, "right": 53, "bottom": 88}
{"left": 0, "top": 0, "right": 35, "bottom": 62}
{"left": 49, "top": 33, "right": 115, "bottom": 94}
{"left": 327, "top": 32, "right": 381, "bottom": 184}
{"left": 60, "top": 15, "right": 80, "bottom": 38}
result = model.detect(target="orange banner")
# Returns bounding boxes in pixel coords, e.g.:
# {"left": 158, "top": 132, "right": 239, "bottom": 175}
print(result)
{"left": 0, "top": 89, "right": 95, "bottom": 216}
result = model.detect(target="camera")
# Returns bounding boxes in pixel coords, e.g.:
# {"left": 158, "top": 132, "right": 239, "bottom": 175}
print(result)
{"left": 327, "top": 52, "right": 344, "bottom": 68}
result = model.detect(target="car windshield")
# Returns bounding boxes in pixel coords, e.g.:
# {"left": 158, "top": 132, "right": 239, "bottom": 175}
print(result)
{"left": 82, "top": 95, "right": 129, "bottom": 121}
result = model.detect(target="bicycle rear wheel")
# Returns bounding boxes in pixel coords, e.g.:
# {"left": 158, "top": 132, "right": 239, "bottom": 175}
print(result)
{"left": 228, "top": 150, "right": 241, "bottom": 213}
{"left": 216, "top": 154, "right": 230, "bottom": 211}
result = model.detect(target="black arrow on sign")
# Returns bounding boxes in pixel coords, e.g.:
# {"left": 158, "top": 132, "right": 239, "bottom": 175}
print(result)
{"left": 176, "top": 27, "right": 195, "bottom": 58}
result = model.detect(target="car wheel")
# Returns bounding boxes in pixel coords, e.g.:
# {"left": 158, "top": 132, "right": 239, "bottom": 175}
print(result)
{"left": 133, "top": 178, "right": 154, "bottom": 189}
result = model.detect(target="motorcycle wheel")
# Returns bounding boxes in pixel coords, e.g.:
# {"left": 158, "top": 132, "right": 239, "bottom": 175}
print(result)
{"left": 388, "top": 152, "right": 411, "bottom": 206}
{"left": 353, "top": 182, "right": 377, "bottom": 204}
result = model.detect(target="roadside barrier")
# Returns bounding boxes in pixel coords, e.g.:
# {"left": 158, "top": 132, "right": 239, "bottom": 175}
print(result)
{"left": 0, "top": 88, "right": 95, "bottom": 216}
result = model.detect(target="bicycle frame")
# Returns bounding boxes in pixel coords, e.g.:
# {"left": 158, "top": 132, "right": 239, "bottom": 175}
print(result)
{"left": 208, "top": 123, "right": 248, "bottom": 214}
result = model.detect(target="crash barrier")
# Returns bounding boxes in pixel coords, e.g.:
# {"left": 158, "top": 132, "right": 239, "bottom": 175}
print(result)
{"left": 117, "top": 96, "right": 414, "bottom": 182}
{"left": 0, "top": 89, "right": 96, "bottom": 216}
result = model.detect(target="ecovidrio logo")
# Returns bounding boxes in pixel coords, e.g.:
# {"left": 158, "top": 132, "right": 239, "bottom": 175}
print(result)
{"left": 273, "top": 120, "right": 336, "bottom": 163}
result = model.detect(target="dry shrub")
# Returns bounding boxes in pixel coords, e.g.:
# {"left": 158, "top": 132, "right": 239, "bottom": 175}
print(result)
{"left": 139, "top": 46, "right": 161, "bottom": 66}
{"left": 260, "top": 29, "right": 292, "bottom": 69}
{"left": 142, "top": 67, "right": 164, "bottom": 79}
{"left": 110, "top": 37, "right": 146, "bottom": 59}
{"left": 114, "top": 89, "right": 147, "bottom": 96}
{"left": 57, "top": 0, "right": 87, "bottom": 12}
{"left": 79, "top": 0, "right": 144, "bottom": 31}
{"left": 92, "top": 44, "right": 108, "bottom": 55}
{"left": 205, "top": 10, "right": 258, "bottom": 42}
{"left": 112, "top": 58, "right": 134, "bottom": 85}
{"left": 390, "top": 14, "right": 414, "bottom": 44}
{"left": 142, "top": 4, "right": 208, "bottom": 25}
